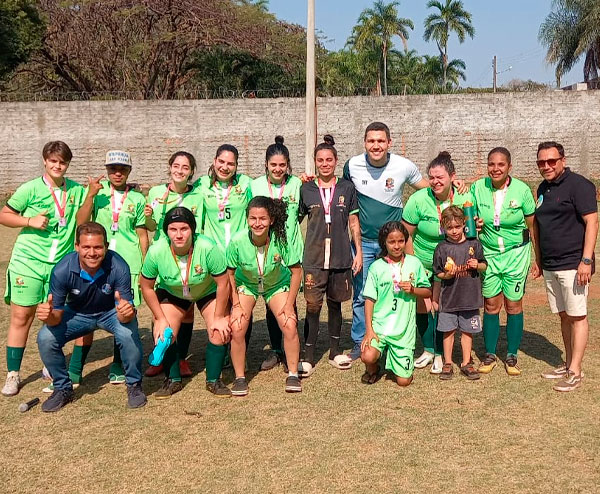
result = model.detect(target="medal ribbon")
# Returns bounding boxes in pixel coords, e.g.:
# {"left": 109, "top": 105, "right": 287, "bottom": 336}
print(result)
{"left": 255, "top": 238, "right": 270, "bottom": 279}
{"left": 110, "top": 185, "right": 130, "bottom": 227}
{"left": 435, "top": 187, "right": 454, "bottom": 233}
{"left": 43, "top": 175, "right": 67, "bottom": 221}
{"left": 493, "top": 177, "right": 510, "bottom": 228}
{"left": 170, "top": 244, "right": 193, "bottom": 294}
{"left": 215, "top": 181, "right": 233, "bottom": 214}
{"left": 318, "top": 177, "right": 337, "bottom": 217}
{"left": 385, "top": 255, "right": 405, "bottom": 292}
{"left": 267, "top": 176, "right": 286, "bottom": 200}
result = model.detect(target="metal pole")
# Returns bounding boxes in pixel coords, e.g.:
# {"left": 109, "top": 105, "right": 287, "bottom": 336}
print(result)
{"left": 493, "top": 55, "right": 497, "bottom": 93}
{"left": 305, "top": 0, "right": 316, "bottom": 175}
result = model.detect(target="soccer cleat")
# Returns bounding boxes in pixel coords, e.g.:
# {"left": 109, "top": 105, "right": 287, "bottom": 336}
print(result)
{"left": 414, "top": 351, "right": 434, "bottom": 369}
{"left": 478, "top": 353, "right": 497, "bottom": 374}
{"left": 206, "top": 379, "right": 232, "bottom": 397}
{"left": 1, "top": 371, "right": 21, "bottom": 396}
{"left": 430, "top": 355, "right": 444, "bottom": 374}
{"left": 154, "top": 379, "right": 183, "bottom": 399}
{"left": 231, "top": 377, "right": 249, "bottom": 396}
{"left": 504, "top": 356, "right": 521, "bottom": 376}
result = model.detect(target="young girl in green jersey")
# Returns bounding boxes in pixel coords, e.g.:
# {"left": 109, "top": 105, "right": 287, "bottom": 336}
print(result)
{"left": 0, "top": 141, "right": 86, "bottom": 396}
{"left": 145, "top": 151, "right": 203, "bottom": 378}
{"left": 361, "top": 222, "right": 431, "bottom": 386}
{"left": 141, "top": 207, "right": 231, "bottom": 398}
{"left": 250, "top": 136, "right": 303, "bottom": 372}
{"left": 226, "top": 196, "right": 302, "bottom": 395}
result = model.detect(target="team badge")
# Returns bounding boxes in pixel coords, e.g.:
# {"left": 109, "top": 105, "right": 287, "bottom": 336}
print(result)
{"left": 194, "top": 265, "right": 203, "bottom": 274}
{"left": 509, "top": 200, "right": 519, "bottom": 208}
{"left": 101, "top": 283, "right": 113, "bottom": 295}
{"left": 385, "top": 178, "right": 394, "bottom": 191}
{"left": 237, "top": 286, "right": 247, "bottom": 294}
{"left": 15, "top": 277, "right": 24, "bottom": 286}
{"left": 409, "top": 273, "right": 415, "bottom": 282}
{"left": 536, "top": 194, "right": 544, "bottom": 209}
{"left": 191, "top": 206, "right": 197, "bottom": 215}
{"left": 468, "top": 246, "right": 475, "bottom": 256}
{"left": 127, "top": 204, "right": 135, "bottom": 213}
{"left": 304, "top": 273, "right": 315, "bottom": 288}
{"left": 338, "top": 195, "right": 345, "bottom": 205}
{"left": 288, "top": 195, "right": 296, "bottom": 203}
{"left": 235, "top": 185, "right": 242, "bottom": 195}
{"left": 69, "top": 196, "right": 75, "bottom": 204}
{"left": 273, "top": 253, "right": 281, "bottom": 263}
{"left": 471, "top": 317, "right": 480, "bottom": 330}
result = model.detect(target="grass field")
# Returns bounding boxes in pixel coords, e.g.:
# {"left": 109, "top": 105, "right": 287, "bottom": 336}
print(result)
{"left": 0, "top": 224, "right": 599, "bottom": 494}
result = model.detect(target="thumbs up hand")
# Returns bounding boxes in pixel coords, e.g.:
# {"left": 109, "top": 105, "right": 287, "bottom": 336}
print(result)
{"left": 37, "top": 294, "right": 54, "bottom": 322}
{"left": 28, "top": 211, "right": 51, "bottom": 230}
{"left": 115, "top": 290, "right": 135, "bottom": 322}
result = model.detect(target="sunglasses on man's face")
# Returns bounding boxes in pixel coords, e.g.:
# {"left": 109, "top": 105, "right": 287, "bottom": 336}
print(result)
{"left": 536, "top": 157, "right": 563, "bottom": 167}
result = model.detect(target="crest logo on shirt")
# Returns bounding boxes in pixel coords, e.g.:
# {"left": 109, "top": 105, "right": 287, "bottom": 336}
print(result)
{"left": 15, "top": 277, "right": 24, "bottom": 286}
{"left": 304, "top": 273, "right": 315, "bottom": 288}
{"left": 385, "top": 178, "right": 394, "bottom": 192}
{"left": 101, "top": 283, "right": 113, "bottom": 295}
{"left": 288, "top": 195, "right": 296, "bottom": 203}
{"left": 194, "top": 265, "right": 203, "bottom": 274}
{"left": 69, "top": 196, "right": 75, "bottom": 204}
{"left": 409, "top": 273, "right": 415, "bottom": 282}
{"left": 273, "top": 253, "right": 282, "bottom": 263}
{"left": 127, "top": 204, "right": 135, "bottom": 213}
{"left": 536, "top": 194, "right": 544, "bottom": 209}
{"left": 235, "top": 185, "right": 242, "bottom": 195}
{"left": 468, "top": 246, "right": 475, "bottom": 256}
{"left": 509, "top": 200, "right": 519, "bottom": 208}
{"left": 191, "top": 206, "right": 198, "bottom": 215}
{"left": 338, "top": 195, "right": 345, "bottom": 205}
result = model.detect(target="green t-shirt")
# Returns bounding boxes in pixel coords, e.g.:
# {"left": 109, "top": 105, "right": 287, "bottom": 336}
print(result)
{"left": 250, "top": 174, "right": 304, "bottom": 261}
{"left": 92, "top": 181, "right": 146, "bottom": 274}
{"left": 363, "top": 255, "right": 430, "bottom": 343}
{"left": 141, "top": 235, "right": 226, "bottom": 300}
{"left": 196, "top": 174, "right": 252, "bottom": 252}
{"left": 470, "top": 177, "right": 536, "bottom": 255}
{"left": 226, "top": 230, "right": 301, "bottom": 293}
{"left": 7, "top": 176, "right": 86, "bottom": 268}
{"left": 402, "top": 187, "right": 473, "bottom": 270}
{"left": 146, "top": 183, "right": 204, "bottom": 241}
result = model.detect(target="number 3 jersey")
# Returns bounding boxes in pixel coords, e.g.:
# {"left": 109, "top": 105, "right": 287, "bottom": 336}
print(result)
{"left": 363, "top": 255, "right": 430, "bottom": 344}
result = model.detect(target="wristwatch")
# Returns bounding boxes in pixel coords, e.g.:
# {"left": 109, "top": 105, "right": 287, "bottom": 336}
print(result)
{"left": 581, "top": 257, "right": 593, "bottom": 265}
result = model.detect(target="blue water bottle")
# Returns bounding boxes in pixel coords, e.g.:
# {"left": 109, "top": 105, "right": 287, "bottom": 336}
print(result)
{"left": 148, "top": 327, "right": 173, "bottom": 366}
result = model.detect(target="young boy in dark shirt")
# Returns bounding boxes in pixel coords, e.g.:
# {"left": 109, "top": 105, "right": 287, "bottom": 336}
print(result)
{"left": 433, "top": 206, "right": 487, "bottom": 380}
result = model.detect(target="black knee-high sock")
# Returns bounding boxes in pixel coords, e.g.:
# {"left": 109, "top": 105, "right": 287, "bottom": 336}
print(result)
{"left": 245, "top": 315, "right": 253, "bottom": 349}
{"left": 177, "top": 322, "right": 193, "bottom": 360}
{"left": 266, "top": 307, "right": 283, "bottom": 354}
{"left": 304, "top": 308, "right": 321, "bottom": 365}
{"left": 327, "top": 300, "right": 342, "bottom": 359}
{"left": 163, "top": 343, "right": 181, "bottom": 381}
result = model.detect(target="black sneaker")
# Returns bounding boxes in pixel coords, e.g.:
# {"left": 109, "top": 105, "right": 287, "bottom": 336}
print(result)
{"left": 206, "top": 379, "right": 232, "bottom": 397}
{"left": 260, "top": 352, "right": 283, "bottom": 371}
{"left": 155, "top": 379, "right": 183, "bottom": 399}
{"left": 231, "top": 377, "right": 248, "bottom": 396}
{"left": 285, "top": 375, "right": 302, "bottom": 393}
{"left": 42, "top": 387, "right": 74, "bottom": 412}
{"left": 126, "top": 382, "right": 147, "bottom": 408}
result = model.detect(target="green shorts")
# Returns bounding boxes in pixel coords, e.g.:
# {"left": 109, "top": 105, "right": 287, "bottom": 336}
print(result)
{"left": 369, "top": 335, "right": 414, "bottom": 379}
{"left": 5, "top": 266, "right": 52, "bottom": 306}
{"left": 237, "top": 283, "right": 289, "bottom": 304}
{"left": 482, "top": 243, "right": 531, "bottom": 301}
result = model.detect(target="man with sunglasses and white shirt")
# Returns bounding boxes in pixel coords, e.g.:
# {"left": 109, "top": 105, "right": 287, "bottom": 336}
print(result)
{"left": 532, "top": 141, "right": 598, "bottom": 392}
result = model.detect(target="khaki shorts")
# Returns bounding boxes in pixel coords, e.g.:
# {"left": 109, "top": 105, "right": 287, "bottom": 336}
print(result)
{"left": 543, "top": 269, "right": 588, "bottom": 317}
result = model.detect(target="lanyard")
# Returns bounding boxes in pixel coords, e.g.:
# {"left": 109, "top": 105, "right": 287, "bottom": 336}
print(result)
{"left": 267, "top": 176, "right": 286, "bottom": 200}
{"left": 385, "top": 255, "right": 405, "bottom": 293}
{"left": 43, "top": 175, "right": 67, "bottom": 226}
{"left": 215, "top": 181, "right": 233, "bottom": 220}
{"left": 318, "top": 177, "right": 336, "bottom": 223}
{"left": 170, "top": 244, "right": 193, "bottom": 297}
{"left": 110, "top": 185, "right": 129, "bottom": 231}
{"left": 150, "top": 183, "right": 181, "bottom": 209}
{"left": 435, "top": 188, "right": 454, "bottom": 234}
{"left": 493, "top": 177, "right": 510, "bottom": 229}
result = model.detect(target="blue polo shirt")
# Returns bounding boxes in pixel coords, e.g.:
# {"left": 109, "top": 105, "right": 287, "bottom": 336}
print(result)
{"left": 50, "top": 251, "right": 133, "bottom": 314}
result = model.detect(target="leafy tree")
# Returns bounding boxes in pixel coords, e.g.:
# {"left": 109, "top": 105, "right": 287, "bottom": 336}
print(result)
{"left": 348, "top": 0, "right": 413, "bottom": 95}
{"left": 539, "top": 0, "right": 600, "bottom": 86}
{"left": 423, "top": 0, "right": 474, "bottom": 87}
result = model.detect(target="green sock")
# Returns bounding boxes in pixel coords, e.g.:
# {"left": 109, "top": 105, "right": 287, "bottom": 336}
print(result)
{"left": 177, "top": 322, "right": 193, "bottom": 360}
{"left": 483, "top": 313, "right": 500, "bottom": 355}
{"left": 6, "top": 346, "right": 25, "bottom": 372}
{"left": 68, "top": 344, "right": 91, "bottom": 380}
{"left": 506, "top": 312, "right": 524, "bottom": 357}
{"left": 163, "top": 343, "right": 181, "bottom": 382}
{"left": 205, "top": 341, "right": 226, "bottom": 383}
{"left": 110, "top": 339, "right": 124, "bottom": 376}
{"left": 416, "top": 314, "right": 433, "bottom": 354}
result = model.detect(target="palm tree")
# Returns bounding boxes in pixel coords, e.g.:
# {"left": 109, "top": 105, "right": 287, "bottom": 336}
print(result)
{"left": 421, "top": 55, "right": 466, "bottom": 92}
{"left": 423, "top": 0, "right": 474, "bottom": 87}
{"left": 349, "top": 0, "right": 414, "bottom": 95}
{"left": 539, "top": 0, "right": 600, "bottom": 87}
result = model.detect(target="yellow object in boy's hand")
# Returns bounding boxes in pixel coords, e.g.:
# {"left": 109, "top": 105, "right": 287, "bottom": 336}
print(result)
{"left": 444, "top": 256, "right": 456, "bottom": 272}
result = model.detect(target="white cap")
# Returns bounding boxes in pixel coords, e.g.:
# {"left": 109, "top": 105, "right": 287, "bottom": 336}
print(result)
{"left": 105, "top": 150, "right": 132, "bottom": 167}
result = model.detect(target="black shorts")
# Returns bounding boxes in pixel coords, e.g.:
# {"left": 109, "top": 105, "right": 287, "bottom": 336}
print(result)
{"left": 155, "top": 288, "right": 217, "bottom": 312}
{"left": 303, "top": 268, "right": 352, "bottom": 306}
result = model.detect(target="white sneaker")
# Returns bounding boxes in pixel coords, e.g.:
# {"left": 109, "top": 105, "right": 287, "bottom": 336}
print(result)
{"left": 414, "top": 351, "right": 434, "bottom": 369}
{"left": 430, "top": 355, "right": 444, "bottom": 374}
{"left": 1, "top": 371, "right": 21, "bottom": 396}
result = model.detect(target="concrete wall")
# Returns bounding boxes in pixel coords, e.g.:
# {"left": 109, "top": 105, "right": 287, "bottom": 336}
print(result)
{"left": 2, "top": 91, "right": 600, "bottom": 190}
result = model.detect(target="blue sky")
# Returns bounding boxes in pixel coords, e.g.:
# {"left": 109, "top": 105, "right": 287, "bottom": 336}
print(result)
{"left": 267, "top": 0, "right": 584, "bottom": 88}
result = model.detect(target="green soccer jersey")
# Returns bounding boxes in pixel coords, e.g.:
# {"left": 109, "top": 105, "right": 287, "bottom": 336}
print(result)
{"left": 402, "top": 187, "right": 473, "bottom": 270}
{"left": 141, "top": 235, "right": 226, "bottom": 300}
{"left": 7, "top": 176, "right": 86, "bottom": 269}
{"left": 250, "top": 174, "right": 304, "bottom": 261}
{"left": 146, "top": 183, "right": 204, "bottom": 241}
{"left": 197, "top": 174, "right": 252, "bottom": 252}
{"left": 363, "top": 255, "right": 430, "bottom": 343}
{"left": 470, "top": 177, "right": 535, "bottom": 255}
{"left": 92, "top": 181, "right": 146, "bottom": 274}
{"left": 226, "top": 230, "right": 301, "bottom": 294}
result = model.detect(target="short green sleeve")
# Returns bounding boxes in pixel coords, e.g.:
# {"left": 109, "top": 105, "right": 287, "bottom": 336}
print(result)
{"left": 226, "top": 241, "right": 238, "bottom": 269}
{"left": 207, "top": 244, "right": 227, "bottom": 275}
{"left": 7, "top": 181, "right": 32, "bottom": 213}
{"left": 522, "top": 184, "right": 536, "bottom": 216}
{"left": 141, "top": 246, "right": 159, "bottom": 279}
{"left": 402, "top": 193, "right": 420, "bottom": 225}
{"left": 363, "top": 264, "right": 379, "bottom": 301}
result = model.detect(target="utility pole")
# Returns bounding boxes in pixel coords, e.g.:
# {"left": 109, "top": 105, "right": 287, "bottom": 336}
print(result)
{"left": 305, "top": 0, "right": 316, "bottom": 175}
{"left": 493, "top": 55, "right": 497, "bottom": 93}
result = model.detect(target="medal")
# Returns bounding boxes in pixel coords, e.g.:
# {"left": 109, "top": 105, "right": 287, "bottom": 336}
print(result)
{"left": 58, "top": 217, "right": 67, "bottom": 227}
{"left": 385, "top": 256, "right": 405, "bottom": 294}
{"left": 43, "top": 175, "right": 68, "bottom": 228}
{"left": 150, "top": 199, "right": 159, "bottom": 209}
{"left": 493, "top": 177, "right": 510, "bottom": 230}
{"left": 111, "top": 222, "right": 119, "bottom": 232}
{"left": 267, "top": 176, "right": 286, "bottom": 200}
{"left": 171, "top": 244, "right": 193, "bottom": 301}
{"left": 255, "top": 240, "right": 269, "bottom": 295}
{"left": 182, "top": 285, "right": 191, "bottom": 299}
{"left": 110, "top": 185, "right": 129, "bottom": 232}
{"left": 318, "top": 178, "right": 336, "bottom": 226}
{"left": 258, "top": 276, "right": 265, "bottom": 294}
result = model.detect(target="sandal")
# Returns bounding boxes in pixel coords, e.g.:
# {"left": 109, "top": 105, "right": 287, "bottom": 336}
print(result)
{"left": 298, "top": 361, "right": 316, "bottom": 378}
{"left": 328, "top": 354, "right": 353, "bottom": 370}
{"left": 361, "top": 366, "right": 380, "bottom": 385}
{"left": 460, "top": 362, "right": 480, "bottom": 380}
{"left": 439, "top": 363, "right": 454, "bottom": 380}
